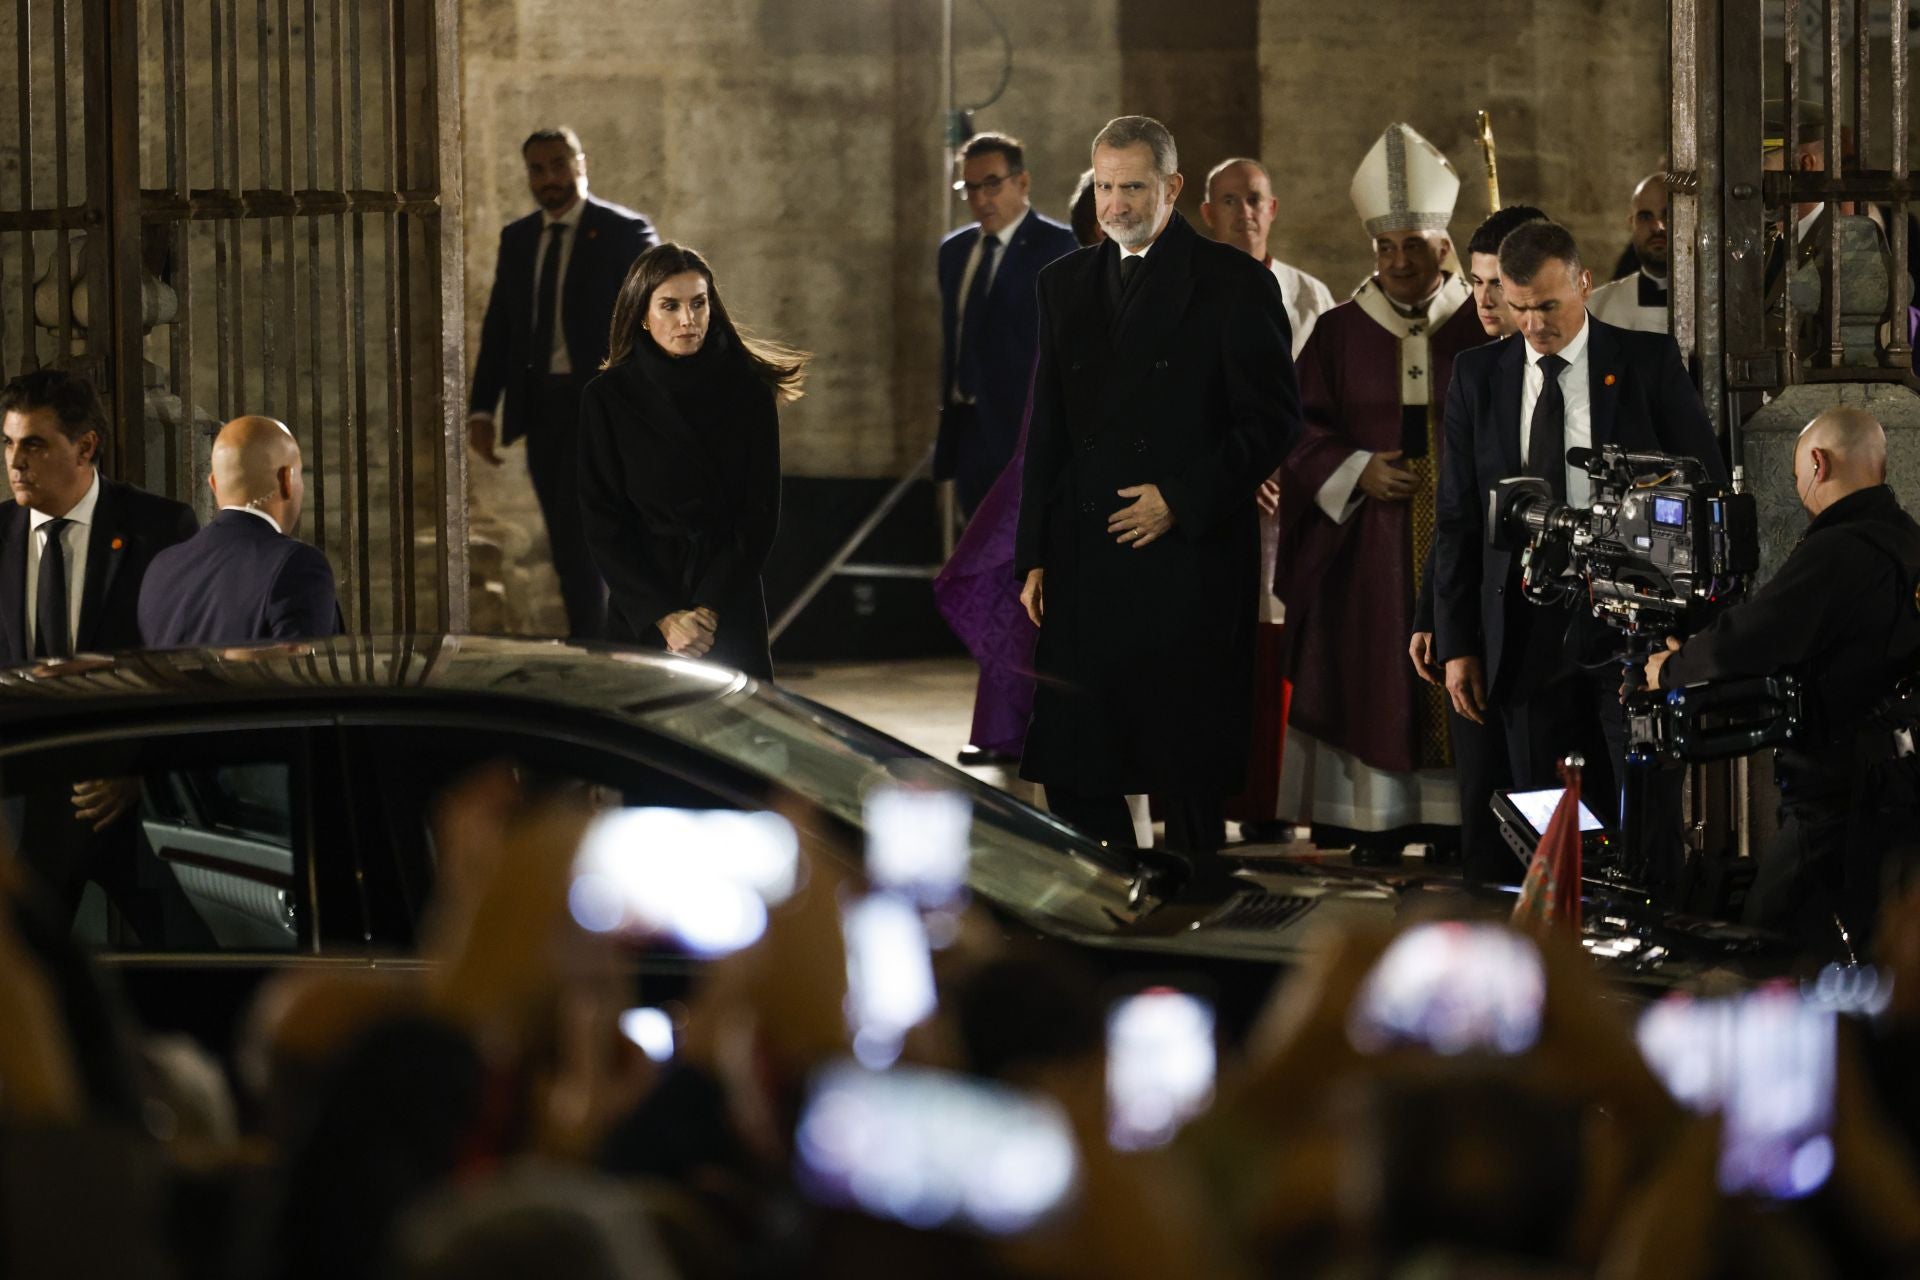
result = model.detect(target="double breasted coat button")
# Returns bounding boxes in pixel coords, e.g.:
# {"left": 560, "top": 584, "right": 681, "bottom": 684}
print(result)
{"left": 1154, "top": 359, "right": 1168, "bottom": 370}
{"left": 1080, "top": 500, "right": 1097, "bottom": 515}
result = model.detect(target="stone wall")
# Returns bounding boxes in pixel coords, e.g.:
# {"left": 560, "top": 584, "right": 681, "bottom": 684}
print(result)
{"left": 1256, "top": 0, "right": 1671, "bottom": 297}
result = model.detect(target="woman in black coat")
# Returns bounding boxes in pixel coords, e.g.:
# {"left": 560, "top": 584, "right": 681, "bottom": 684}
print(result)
{"left": 578, "top": 244, "right": 807, "bottom": 679}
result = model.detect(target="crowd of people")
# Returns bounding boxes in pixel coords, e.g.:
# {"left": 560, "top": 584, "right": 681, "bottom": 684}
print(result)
{"left": 4, "top": 766, "right": 1920, "bottom": 1278}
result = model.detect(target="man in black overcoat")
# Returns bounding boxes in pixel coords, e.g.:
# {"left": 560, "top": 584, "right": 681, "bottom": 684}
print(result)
{"left": 468, "top": 125, "right": 658, "bottom": 639}
{"left": 1014, "top": 115, "right": 1301, "bottom": 862}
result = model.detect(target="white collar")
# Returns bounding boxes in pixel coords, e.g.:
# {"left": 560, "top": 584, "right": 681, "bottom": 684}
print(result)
{"left": 221, "top": 504, "right": 284, "bottom": 534}
{"left": 543, "top": 195, "right": 588, "bottom": 230}
{"left": 1524, "top": 312, "right": 1592, "bottom": 369}
{"left": 29, "top": 470, "right": 100, "bottom": 531}
{"left": 981, "top": 207, "right": 1030, "bottom": 249}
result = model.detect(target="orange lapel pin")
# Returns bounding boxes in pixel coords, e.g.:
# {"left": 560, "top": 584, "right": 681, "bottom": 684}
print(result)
{"left": 110, "top": 537, "right": 124, "bottom": 550}
{"left": 1604, "top": 373, "right": 1617, "bottom": 386}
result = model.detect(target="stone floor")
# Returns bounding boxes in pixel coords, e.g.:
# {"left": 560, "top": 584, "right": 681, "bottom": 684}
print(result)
{"left": 780, "top": 656, "right": 1426, "bottom": 872}
{"left": 780, "top": 657, "right": 1042, "bottom": 806}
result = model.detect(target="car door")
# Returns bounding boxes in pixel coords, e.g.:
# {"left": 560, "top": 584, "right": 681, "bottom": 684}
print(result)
{"left": 0, "top": 712, "right": 367, "bottom": 1047}
{"left": 337, "top": 703, "right": 804, "bottom": 1007}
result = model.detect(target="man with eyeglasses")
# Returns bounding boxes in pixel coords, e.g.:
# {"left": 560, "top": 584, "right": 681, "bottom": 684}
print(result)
{"left": 936, "top": 131, "right": 1079, "bottom": 517}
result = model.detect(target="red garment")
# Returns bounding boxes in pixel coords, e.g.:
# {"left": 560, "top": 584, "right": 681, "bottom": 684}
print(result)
{"left": 1225, "top": 622, "right": 1292, "bottom": 823}
{"left": 1273, "top": 294, "right": 1487, "bottom": 774}
{"left": 1513, "top": 763, "right": 1584, "bottom": 938}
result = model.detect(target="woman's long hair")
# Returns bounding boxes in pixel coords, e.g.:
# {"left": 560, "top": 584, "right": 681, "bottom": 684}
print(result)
{"left": 602, "top": 243, "right": 810, "bottom": 402}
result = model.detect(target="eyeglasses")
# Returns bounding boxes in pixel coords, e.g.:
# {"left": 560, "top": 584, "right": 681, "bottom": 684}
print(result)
{"left": 953, "top": 170, "right": 1022, "bottom": 198}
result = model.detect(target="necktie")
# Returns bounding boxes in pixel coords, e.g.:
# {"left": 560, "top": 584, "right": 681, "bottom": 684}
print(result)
{"left": 34, "top": 517, "right": 71, "bottom": 659}
{"left": 530, "top": 222, "right": 568, "bottom": 374}
{"left": 1119, "top": 253, "right": 1142, "bottom": 293}
{"left": 1527, "top": 353, "right": 1569, "bottom": 501}
{"left": 955, "top": 234, "right": 1000, "bottom": 400}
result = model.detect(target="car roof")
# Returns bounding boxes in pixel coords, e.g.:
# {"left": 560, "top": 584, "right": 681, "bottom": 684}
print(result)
{"left": 0, "top": 635, "right": 744, "bottom": 724}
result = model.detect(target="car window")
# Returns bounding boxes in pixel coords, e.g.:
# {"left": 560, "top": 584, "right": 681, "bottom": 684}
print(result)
{"left": 343, "top": 718, "right": 768, "bottom": 938}
{"left": 636, "top": 686, "right": 1143, "bottom": 937}
{"left": 0, "top": 727, "right": 311, "bottom": 956}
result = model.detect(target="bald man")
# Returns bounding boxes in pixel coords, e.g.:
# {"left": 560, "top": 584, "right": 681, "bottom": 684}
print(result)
{"left": 1588, "top": 173, "right": 1670, "bottom": 333}
{"left": 1646, "top": 407, "right": 1920, "bottom": 950}
{"left": 138, "top": 416, "right": 340, "bottom": 647}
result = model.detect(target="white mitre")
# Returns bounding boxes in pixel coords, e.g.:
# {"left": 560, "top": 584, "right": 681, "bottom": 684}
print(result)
{"left": 1350, "top": 122, "right": 1460, "bottom": 236}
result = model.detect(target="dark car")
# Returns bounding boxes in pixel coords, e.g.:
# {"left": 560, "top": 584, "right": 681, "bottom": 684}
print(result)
{"left": 0, "top": 636, "right": 1784, "bottom": 1047}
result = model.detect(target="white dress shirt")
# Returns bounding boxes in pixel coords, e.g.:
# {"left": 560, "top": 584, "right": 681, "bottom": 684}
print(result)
{"left": 220, "top": 504, "right": 284, "bottom": 534}
{"left": 25, "top": 470, "right": 100, "bottom": 653}
{"left": 531, "top": 194, "right": 588, "bottom": 375}
{"left": 1519, "top": 313, "right": 1595, "bottom": 507}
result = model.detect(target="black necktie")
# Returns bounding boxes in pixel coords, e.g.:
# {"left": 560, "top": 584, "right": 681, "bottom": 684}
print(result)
{"left": 1527, "top": 353, "right": 1569, "bottom": 500}
{"left": 955, "top": 234, "right": 1000, "bottom": 400}
{"left": 1119, "top": 253, "right": 1142, "bottom": 293}
{"left": 34, "top": 517, "right": 71, "bottom": 659}
{"left": 530, "top": 222, "right": 568, "bottom": 374}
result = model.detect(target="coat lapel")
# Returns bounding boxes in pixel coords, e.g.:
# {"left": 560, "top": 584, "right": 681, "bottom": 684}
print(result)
{"left": 1586, "top": 316, "right": 1622, "bottom": 448}
{"left": 1060, "top": 243, "right": 1114, "bottom": 373}
{"left": 1495, "top": 334, "right": 1526, "bottom": 475}
{"left": 75, "top": 479, "right": 124, "bottom": 651}
{"left": 0, "top": 505, "right": 25, "bottom": 665}
{"left": 1106, "top": 213, "right": 1197, "bottom": 401}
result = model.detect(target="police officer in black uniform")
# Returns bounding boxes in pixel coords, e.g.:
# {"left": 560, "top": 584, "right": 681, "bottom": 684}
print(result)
{"left": 1643, "top": 406, "right": 1920, "bottom": 953}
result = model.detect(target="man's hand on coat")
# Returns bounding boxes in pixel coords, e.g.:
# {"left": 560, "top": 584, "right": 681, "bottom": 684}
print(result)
{"left": 1020, "top": 569, "right": 1045, "bottom": 628}
{"left": 1444, "top": 656, "right": 1487, "bottom": 725}
{"left": 1408, "top": 632, "right": 1441, "bottom": 685}
{"left": 468, "top": 413, "right": 504, "bottom": 468}
{"left": 659, "top": 608, "right": 719, "bottom": 659}
{"left": 1357, "top": 451, "right": 1417, "bottom": 502}
{"left": 1109, "top": 485, "right": 1175, "bottom": 549}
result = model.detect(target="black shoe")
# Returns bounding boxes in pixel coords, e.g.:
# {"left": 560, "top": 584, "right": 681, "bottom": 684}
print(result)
{"left": 1350, "top": 840, "right": 1406, "bottom": 868}
{"left": 957, "top": 744, "right": 1019, "bottom": 767}
{"left": 1236, "top": 819, "right": 1296, "bottom": 845}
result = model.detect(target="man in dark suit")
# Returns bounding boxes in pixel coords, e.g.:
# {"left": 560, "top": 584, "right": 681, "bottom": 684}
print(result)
{"left": 1433, "top": 219, "right": 1722, "bottom": 873}
{"left": 468, "top": 125, "right": 658, "bottom": 639}
{"left": 139, "top": 415, "right": 340, "bottom": 647}
{"left": 0, "top": 369, "right": 200, "bottom": 932}
{"left": 937, "top": 131, "right": 1080, "bottom": 515}
{"left": 1015, "top": 116, "right": 1300, "bottom": 867}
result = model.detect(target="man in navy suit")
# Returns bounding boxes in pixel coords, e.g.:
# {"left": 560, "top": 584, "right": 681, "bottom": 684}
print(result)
{"left": 139, "top": 415, "right": 340, "bottom": 647}
{"left": 0, "top": 369, "right": 199, "bottom": 928}
{"left": 468, "top": 126, "right": 658, "bottom": 638}
{"left": 937, "top": 131, "right": 1080, "bottom": 514}
{"left": 1433, "top": 219, "right": 1722, "bottom": 859}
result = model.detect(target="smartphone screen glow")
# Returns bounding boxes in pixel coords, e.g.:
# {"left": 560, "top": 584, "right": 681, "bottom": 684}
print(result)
{"left": 1347, "top": 922, "right": 1545, "bottom": 1057}
{"left": 1106, "top": 988, "right": 1216, "bottom": 1151}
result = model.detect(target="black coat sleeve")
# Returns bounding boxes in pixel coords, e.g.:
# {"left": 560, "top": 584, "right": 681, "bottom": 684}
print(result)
{"left": 1414, "top": 543, "right": 1436, "bottom": 633}
{"left": 266, "top": 543, "right": 341, "bottom": 640}
{"left": 692, "top": 391, "right": 781, "bottom": 612}
{"left": 578, "top": 380, "right": 683, "bottom": 633}
{"left": 1015, "top": 279, "right": 1067, "bottom": 581}
{"left": 1433, "top": 356, "right": 1484, "bottom": 664}
{"left": 1662, "top": 529, "right": 1869, "bottom": 688}
{"left": 1159, "top": 269, "right": 1300, "bottom": 538}
{"left": 469, "top": 233, "right": 515, "bottom": 417}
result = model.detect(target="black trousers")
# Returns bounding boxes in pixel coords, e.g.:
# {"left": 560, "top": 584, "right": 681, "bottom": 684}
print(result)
{"left": 937, "top": 401, "right": 1013, "bottom": 517}
{"left": 1497, "top": 665, "right": 1687, "bottom": 898}
{"left": 1044, "top": 786, "right": 1227, "bottom": 862}
{"left": 526, "top": 374, "right": 608, "bottom": 640}
{"left": 1451, "top": 704, "right": 1515, "bottom": 883}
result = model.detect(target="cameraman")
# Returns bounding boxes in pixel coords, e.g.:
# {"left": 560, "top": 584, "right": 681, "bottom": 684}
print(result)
{"left": 1644, "top": 407, "right": 1920, "bottom": 951}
